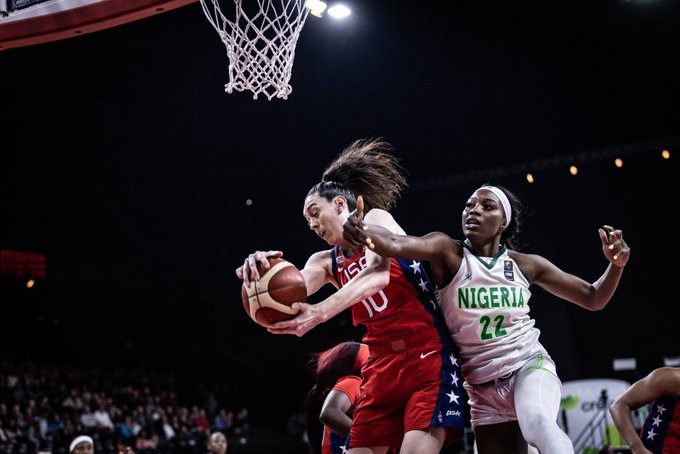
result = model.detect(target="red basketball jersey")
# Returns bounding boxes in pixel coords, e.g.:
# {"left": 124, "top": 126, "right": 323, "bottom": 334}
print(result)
{"left": 331, "top": 246, "right": 466, "bottom": 448}
{"left": 321, "top": 375, "right": 362, "bottom": 454}
{"left": 332, "top": 246, "right": 442, "bottom": 343}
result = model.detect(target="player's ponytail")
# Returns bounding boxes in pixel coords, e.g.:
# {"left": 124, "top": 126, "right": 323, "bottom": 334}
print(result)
{"left": 308, "top": 138, "right": 407, "bottom": 212}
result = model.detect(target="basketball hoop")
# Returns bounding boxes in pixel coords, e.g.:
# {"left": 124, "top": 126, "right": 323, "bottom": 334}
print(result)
{"left": 200, "top": 0, "right": 326, "bottom": 100}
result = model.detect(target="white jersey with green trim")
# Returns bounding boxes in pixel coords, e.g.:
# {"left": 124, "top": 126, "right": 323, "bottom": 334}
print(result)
{"left": 439, "top": 243, "right": 548, "bottom": 385}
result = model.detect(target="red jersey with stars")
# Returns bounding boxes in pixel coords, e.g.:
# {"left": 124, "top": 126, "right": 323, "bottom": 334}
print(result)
{"left": 331, "top": 246, "right": 466, "bottom": 448}
{"left": 640, "top": 396, "right": 680, "bottom": 454}
{"left": 331, "top": 246, "right": 442, "bottom": 344}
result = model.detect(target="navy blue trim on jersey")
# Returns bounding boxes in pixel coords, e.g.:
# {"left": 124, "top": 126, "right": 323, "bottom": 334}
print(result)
{"left": 394, "top": 257, "right": 467, "bottom": 431}
{"left": 641, "top": 396, "right": 679, "bottom": 453}
{"left": 394, "top": 257, "right": 454, "bottom": 350}
{"left": 329, "top": 430, "right": 350, "bottom": 454}
{"left": 331, "top": 247, "right": 339, "bottom": 288}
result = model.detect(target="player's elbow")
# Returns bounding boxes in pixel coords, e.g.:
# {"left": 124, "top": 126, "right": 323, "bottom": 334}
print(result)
{"left": 319, "top": 409, "right": 347, "bottom": 436}
{"left": 609, "top": 399, "right": 628, "bottom": 420}
{"left": 580, "top": 290, "right": 610, "bottom": 311}
{"left": 608, "top": 401, "right": 617, "bottom": 417}
{"left": 319, "top": 410, "right": 332, "bottom": 427}
{"left": 588, "top": 298, "right": 609, "bottom": 312}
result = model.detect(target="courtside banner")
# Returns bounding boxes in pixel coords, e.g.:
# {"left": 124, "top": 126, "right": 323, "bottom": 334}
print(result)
{"left": 559, "top": 379, "right": 634, "bottom": 451}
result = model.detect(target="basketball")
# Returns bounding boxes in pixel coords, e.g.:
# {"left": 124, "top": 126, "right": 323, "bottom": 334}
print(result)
{"left": 241, "top": 258, "right": 306, "bottom": 326}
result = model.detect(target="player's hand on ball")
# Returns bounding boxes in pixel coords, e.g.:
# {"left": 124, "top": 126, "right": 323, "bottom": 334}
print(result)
{"left": 265, "top": 302, "right": 322, "bottom": 337}
{"left": 236, "top": 250, "right": 283, "bottom": 286}
{"left": 241, "top": 258, "right": 306, "bottom": 326}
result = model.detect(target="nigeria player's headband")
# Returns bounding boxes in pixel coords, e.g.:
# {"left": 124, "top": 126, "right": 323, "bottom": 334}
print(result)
{"left": 69, "top": 435, "right": 93, "bottom": 453}
{"left": 482, "top": 186, "right": 512, "bottom": 225}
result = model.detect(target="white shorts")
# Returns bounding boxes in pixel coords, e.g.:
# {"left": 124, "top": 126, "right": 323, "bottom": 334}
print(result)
{"left": 463, "top": 353, "right": 560, "bottom": 429}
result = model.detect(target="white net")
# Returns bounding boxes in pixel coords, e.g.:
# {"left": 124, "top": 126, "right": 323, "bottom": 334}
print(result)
{"left": 200, "top": 0, "right": 315, "bottom": 100}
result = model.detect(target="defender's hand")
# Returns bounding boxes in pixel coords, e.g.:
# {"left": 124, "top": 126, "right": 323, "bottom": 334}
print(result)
{"left": 599, "top": 225, "right": 629, "bottom": 267}
{"left": 343, "top": 195, "right": 374, "bottom": 249}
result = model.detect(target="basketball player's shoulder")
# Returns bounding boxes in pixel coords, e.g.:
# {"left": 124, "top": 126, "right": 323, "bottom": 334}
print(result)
{"left": 364, "top": 208, "right": 393, "bottom": 224}
{"left": 308, "top": 249, "right": 333, "bottom": 263}
{"left": 507, "top": 250, "right": 533, "bottom": 265}
{"left": 334, "top": 374, "right": 362, "bottom": 392}
{"left": 649, "top": 367, "right": 680, "bottom": 396}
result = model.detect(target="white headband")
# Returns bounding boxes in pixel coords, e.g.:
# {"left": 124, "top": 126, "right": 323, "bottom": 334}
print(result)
{"left": 70, "top": 435, "right": 93, "bottom": 453}
{"left": 481, "top": 186, "right": 512, "bottom": 225}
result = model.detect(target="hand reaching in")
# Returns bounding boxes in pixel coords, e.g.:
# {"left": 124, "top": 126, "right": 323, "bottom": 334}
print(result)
{"left": 598, "top": 225, "right": 630, "bottom": 267}
{"left": 343, "top": 195, "right": 374, "bottom": 250}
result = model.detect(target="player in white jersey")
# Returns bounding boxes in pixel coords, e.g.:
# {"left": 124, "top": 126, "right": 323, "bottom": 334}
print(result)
{"left": 343, "top": 185, "right": 630, "bottom": 454}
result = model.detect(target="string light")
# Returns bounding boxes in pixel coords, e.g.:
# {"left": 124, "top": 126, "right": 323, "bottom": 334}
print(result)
{"left": 245, "top": 198, "right": 253, "bottom": 206}
{"left": 409, "top": 135, "right": 678, "bottom": 191}
{"left": 526, "top": 173, "right": 535, "bottom": 183}
{"left": 614, "top": 158, "right": 623, "bottom": 168}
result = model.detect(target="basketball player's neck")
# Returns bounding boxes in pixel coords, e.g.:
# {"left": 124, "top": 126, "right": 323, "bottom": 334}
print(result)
{"left": 340, "top": 244, "right": 363, "bottom": 258}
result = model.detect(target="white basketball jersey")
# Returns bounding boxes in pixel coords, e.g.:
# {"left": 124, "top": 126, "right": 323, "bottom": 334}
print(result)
{"left": 439, "top": 243, "right": 548, "bottom": 384}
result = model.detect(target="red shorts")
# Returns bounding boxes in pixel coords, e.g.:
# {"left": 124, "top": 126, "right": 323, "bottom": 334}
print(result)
{"left": 348, "top": 332, "right": 465, "bottom": 448}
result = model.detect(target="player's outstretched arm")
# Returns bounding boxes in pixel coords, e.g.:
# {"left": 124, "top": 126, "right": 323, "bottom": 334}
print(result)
{"left": 344, "top": 196, "right": 454, "bottom": 264}
{"left": 528, "top": 225, "right": 630, "bottom": 311}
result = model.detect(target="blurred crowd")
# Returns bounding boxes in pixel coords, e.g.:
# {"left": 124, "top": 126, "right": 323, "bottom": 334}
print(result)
{"left": 0, "top": 359, "right": 253, "bottom": 454}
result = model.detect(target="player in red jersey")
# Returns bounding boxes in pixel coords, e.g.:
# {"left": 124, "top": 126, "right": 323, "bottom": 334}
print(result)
{"left": 304, "top": 341, "right": 369, "bottom": 454}
{"left": 237, "top": 139, "right": 465, "bottom": 454}
{"left": 611, "top": 367, "right": 680, "bottom": 454}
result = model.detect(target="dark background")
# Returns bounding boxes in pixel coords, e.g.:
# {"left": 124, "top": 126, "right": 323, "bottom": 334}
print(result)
{"left": 1, "top": 0, "right": 679, "bottom": 426}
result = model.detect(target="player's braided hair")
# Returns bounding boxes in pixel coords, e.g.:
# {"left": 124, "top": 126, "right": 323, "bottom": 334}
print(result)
{"left": 307, "top": 138, "right": 407, "bottom": 212}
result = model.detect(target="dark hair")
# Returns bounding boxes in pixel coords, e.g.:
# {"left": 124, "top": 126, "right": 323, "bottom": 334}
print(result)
{"left": 306, "top": 138, "right": 407, "bottom": 212}
{"left": 484, "top": 184, "right": 524, "bottom": 251}
{"left": 303, "top": 341, "right": 365, "bottom": 454}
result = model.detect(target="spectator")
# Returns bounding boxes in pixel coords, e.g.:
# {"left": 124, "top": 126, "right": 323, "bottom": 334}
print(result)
{"left": 63, "top": 388, "right": 85, "bottom": 415}
{"left": 161, "top": 414, "right": 176, "bottom": 441}
{"left": 135, "top": 428, "right": 158, "bottom": 453}
{"left": 93, "top": 404, "right": 115, "bottom": 431}
{"left": 69, "top": 435, "right": 94, "bottom": 454}
{"left": 80, "top": 405, "right": 97, "bottom": 430}
{"left": 118, "top": 415, "right": 135, "bottom": 441}
{"left": 0, "top": 419, "right": 13, "bottom": 446}
{"left": 207, "top": 431, "right": 228, "bottom": 454}
{"left": 192, "top": 407, "right": 210, "bottom": 431}
{"left": 213, "top": 409, "right": 232, "bottom": 433}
